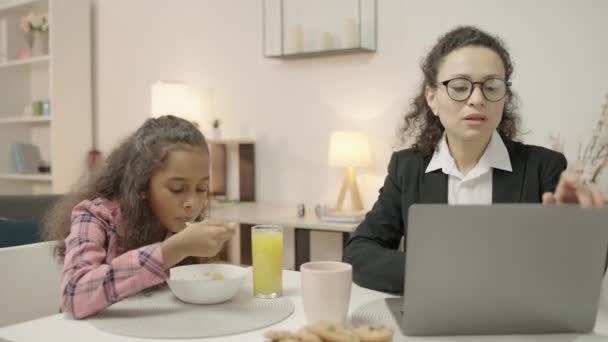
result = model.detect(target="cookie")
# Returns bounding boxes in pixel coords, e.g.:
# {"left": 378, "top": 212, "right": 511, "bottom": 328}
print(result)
{"left": 353, "top": 325, "right": 394, "bottom": 342}
{"left": 297, "top": 327, "right": 323, "bottom": 342}
{"left": 307, "top": 321, "right": 360, "bottom": 342}
{"left": 264, "top": 330, "right": 297, "bottom": 341}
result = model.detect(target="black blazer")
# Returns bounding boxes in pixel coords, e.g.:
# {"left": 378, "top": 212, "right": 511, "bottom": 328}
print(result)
{"left": 343, "top": 136, "right": 567, "bottom": 293}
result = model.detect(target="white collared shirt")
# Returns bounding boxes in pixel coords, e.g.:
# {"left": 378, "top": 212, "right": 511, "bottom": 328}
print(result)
{"left": 425, "top": 130, "right": 512, "bottom": 205}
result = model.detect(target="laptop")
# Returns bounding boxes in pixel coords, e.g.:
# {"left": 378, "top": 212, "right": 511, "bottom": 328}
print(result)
{"left": 400, "top": 204, "right": 608, "bottom": 336}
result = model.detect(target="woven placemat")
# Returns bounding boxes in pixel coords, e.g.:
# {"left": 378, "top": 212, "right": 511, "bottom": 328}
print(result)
{"left": 88, "top": 286, "right": 294, "bottom": 339}
{"left": 351, "top": 297, "right": 407, "bottom": 342}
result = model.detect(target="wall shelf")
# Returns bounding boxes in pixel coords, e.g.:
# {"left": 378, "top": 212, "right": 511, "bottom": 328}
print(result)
{"left": 265, "top": 47, "right": 374, "bottom": 59}
{"left": 263, "top": 0, "right": 377, "bottom": 58}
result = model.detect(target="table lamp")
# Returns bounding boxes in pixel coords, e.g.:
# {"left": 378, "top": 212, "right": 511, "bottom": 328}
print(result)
{"left": 150, "top": 81, "right": 199, "bottom": 127}
{"left": 328, "top": 131, "right": 371, "bottom": 212}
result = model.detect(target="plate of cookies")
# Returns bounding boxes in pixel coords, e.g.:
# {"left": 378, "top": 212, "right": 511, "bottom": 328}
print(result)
{"left": 264, "top": 321, "right": 394, "bottom": 342}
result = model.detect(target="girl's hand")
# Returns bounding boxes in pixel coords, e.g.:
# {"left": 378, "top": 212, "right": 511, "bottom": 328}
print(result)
{"left": 162, "top": 220, "right": 236, "bottom": 268}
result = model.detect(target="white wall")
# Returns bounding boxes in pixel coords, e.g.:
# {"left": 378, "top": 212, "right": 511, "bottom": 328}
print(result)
{"left": 94, "top": 0, "right": 608, "bottom": 208}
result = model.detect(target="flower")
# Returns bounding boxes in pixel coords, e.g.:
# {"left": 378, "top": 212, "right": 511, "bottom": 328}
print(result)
{"left": 19, "top": 15, "right": 30, "bottom": 32}
{"left": 19, "top": 12, "right": 49, "bottom": 33}
{"left": 550, "top": 94, "right": 608, "bottom": 185}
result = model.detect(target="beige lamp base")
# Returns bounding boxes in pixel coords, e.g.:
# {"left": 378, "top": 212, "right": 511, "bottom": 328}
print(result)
{"left": 335, "top": 166, "right": 364, "bottom": 212}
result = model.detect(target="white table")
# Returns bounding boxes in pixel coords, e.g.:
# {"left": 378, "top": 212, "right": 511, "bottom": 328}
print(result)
{"left": 209, "top": 203, "right": 358, "bottom": 270}
{"left": 2, "top": 270, "right": 608, "bottom": 342}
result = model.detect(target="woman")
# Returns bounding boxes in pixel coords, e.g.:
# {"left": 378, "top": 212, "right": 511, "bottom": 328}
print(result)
{"left": 343, "top": 26, "right": 607, "bottom": 293}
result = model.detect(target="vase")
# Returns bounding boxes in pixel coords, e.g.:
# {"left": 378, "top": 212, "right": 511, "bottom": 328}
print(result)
{"left": 32, "top": 31, "right": 49, "bottom": 56}
{"left": 18, "top": 31, "right": 34, "bottom": 59}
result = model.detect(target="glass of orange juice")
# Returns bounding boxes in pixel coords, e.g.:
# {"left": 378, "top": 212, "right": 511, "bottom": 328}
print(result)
{"left": 251, "top": 225, "right": 283, "bottom": 298}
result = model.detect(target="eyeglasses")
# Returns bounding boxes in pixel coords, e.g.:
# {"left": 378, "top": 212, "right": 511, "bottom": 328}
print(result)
{"left": 439, "top": 78, "right": 510, "bottom": 102}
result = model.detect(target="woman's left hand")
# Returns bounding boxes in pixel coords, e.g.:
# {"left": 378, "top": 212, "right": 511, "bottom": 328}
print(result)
{"left": 542, "top": 170, "right": 607, "bottom": 208}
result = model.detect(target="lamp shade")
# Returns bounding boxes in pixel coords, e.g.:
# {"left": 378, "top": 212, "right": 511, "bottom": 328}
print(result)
{"left": 328, "top": 131, "right": 371, "bottom": 168}
{"left": 150, "top": 81, "right": 198, "bottom": 123}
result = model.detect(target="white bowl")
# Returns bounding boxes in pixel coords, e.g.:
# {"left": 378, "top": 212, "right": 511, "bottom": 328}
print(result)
{"left": 167, "top": 264, "right": 249, "bottom": 304}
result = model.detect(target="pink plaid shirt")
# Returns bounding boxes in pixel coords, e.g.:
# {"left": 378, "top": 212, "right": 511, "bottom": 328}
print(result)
{"left": 61, "top": 198, "right": 168, "bottom": 319}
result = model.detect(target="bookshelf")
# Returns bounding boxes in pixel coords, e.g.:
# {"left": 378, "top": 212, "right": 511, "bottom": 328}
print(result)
{"left": 0, "top": 0, "right": 92, "bottom": 195}
{"left": 208, "top": 140, "right": 256, "bottom": 202}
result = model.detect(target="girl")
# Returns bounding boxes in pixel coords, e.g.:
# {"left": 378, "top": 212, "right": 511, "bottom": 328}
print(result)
{"left": 43, "top": 115, "right": 234, "bottom": 319}
{"left": 343, "top": 26, "right": 607, "bottom": 293}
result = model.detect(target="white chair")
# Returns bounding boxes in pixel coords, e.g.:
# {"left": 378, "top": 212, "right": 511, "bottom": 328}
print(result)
{"left": 0, "top": 241, "right": 62, "bottom": 327}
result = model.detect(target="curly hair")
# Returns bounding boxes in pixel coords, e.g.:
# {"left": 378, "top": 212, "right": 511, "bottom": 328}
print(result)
{"left": 401, "top": 26, "right": 521, "bottom": 154}
{"left": 41, "top": 115, "right": 210, "bottom": 261}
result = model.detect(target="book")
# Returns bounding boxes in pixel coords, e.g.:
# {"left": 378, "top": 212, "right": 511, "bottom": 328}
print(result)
{"left": 317, "top": 207, "right": 366, "bottom": 223}
{"left": 0, "top": 18, "right": 7, "bottom": 63}
{"left": 11, "top": 143, "right": 41, "bottom": 174}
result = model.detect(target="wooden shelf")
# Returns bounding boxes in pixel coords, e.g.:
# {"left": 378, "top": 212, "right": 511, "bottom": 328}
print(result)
{"left": 0, "top": 55, "right": 50, "bottom": 69}
{"left": 0, "top": 116, "right": 51, "bottom": 125}
{"left": 0, "top": 173, "right": 52, "bottom": 182}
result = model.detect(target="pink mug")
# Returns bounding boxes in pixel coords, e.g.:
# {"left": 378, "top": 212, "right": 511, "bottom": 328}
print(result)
{"left": 300, "top": 261, "right": 353, "bottom": 324}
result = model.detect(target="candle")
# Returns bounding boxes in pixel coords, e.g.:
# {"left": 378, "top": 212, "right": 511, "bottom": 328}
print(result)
{"left": 320, "top": 31, "right": 334, "bottom": 51}
{"left": 343, "top": 17, "right": 359, "bottom": 49}
{"left": 286, "top": 24, "right": 303, "bottom": 54}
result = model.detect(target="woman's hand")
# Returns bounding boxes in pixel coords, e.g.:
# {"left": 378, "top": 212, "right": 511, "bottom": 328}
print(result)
{"left": 542, "top": 170, "right": 607, "bottom": 208}
{"left": 162, "top": 220, "right": 236, "bottom": 268}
